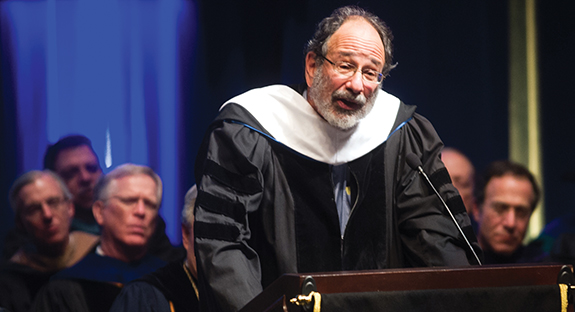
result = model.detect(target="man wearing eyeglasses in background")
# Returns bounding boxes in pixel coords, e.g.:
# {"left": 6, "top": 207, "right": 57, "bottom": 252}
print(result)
{"left": 2, "top": 135, "right": 104, "bottom": 261}
{"left": 0, "top": 170, "right": 99, "bottom": 312}
{"left": 194, "top": 5, "right": 480, "bottom": 312}
{"left": 31, "top": 164, "right": 166, "bottom": 312}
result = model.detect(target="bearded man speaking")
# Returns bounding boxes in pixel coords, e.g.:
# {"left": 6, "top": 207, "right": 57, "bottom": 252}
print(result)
{"left": 193, "top": 5, "right": 481, "bottom": 312}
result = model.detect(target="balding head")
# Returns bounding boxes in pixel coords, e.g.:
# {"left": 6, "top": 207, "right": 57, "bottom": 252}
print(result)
{"left": 442, "top": 147, "right": 475, "bottom": 214}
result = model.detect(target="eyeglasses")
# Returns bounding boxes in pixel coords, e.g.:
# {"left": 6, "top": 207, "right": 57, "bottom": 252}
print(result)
{"left": 22, "top": 197, "right": 68, "bottom": 217}
{"left": 320, "top": 55, "right": 384, "bottom": 84}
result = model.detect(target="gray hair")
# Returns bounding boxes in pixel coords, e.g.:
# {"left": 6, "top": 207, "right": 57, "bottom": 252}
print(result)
{"left": 9, "top": 170, "right": 73, "bottom": 215}
{"left": 181, "top": 185, "right": 197, "bottom": 228}
{"left": 94, "top": 163, "right": 163, "bottom": 207}
{"left": 305, "top": 5, "right": 397, "bottom": 77}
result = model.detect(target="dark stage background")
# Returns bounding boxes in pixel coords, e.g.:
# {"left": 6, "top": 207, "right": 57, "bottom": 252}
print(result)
{"left": 1, "top": 0, "right": 574, "bottom": 256}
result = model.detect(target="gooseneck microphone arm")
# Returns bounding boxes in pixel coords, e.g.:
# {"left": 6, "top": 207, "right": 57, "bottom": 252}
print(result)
{"left": 405, "top": 153, "right": 482, "bottom": 265}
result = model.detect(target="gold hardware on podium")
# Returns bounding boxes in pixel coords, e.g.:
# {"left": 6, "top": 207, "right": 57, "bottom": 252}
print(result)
{"left": 290, "top": 291, "right": 321, "bottom": 312}
{"left": 290, "top": 292, "right": 314, "bottom": 306}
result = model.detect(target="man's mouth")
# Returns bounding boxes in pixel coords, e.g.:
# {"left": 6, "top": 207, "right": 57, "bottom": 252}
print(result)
{"left": 336, "top": 98, "right": 362, "bottom": 111}
{"left": 45, "top": 224, "right": 59, "bottom": 234}
{"left": 494, "top": 233, "right": 517, "bottom": 245}
{"left": 128, "top": 225, "right": 147, "bottom": 235}
{"left": 79, "top": 187, "right": 94, "bottom": 196}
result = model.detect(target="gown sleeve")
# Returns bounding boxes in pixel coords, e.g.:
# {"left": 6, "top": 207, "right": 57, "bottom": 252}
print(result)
{"left": 194, "top": 118, "right": 272, "bottom": 312}
{"left": 394, "top": 113, "right": 482, "bottom": 267}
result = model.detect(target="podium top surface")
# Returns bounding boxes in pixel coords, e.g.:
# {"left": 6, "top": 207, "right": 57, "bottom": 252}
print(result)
{"left": 240, "top": 264, "right": 573, "bottom": 312}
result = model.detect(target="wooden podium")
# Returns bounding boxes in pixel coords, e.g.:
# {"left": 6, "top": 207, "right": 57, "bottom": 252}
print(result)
{"left": 240, "top": 264, "right": 574, "bottom": 312}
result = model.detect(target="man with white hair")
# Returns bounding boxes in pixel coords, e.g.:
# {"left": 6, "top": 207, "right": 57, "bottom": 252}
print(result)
{"left": 109, "top": 185, "right": 199, "bottom": 312}
{"left": 32, "top": 164, "right": 166, "bottom": 312}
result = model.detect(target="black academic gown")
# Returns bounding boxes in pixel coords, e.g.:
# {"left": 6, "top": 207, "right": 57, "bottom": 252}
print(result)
{"left": 0, "top": 263, "right": 54, "bottom": 312}
{"left": 194, "top": 84, "right": 480, "bottom": 312}
{"left": 31, "top": 252, "right": 166, "bottom": 312}
{"left": 109, "top": 260, "right": 199, "bottom": 312}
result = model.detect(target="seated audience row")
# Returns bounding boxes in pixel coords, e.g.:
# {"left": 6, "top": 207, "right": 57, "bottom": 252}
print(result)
{"left": 3, "top": 143, "right": 569, "bottom": 311}
{"left": 42, "top": 135, "right": 182, "bottom": 262}
{"left": 1, "top": 135, "right": 188, "bottom": 312}
{"left": 31, "top": 164, "right": 168, "bottom": 311}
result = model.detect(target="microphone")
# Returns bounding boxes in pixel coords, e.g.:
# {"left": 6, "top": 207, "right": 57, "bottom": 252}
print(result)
{"left": 405, "top": 153, "right": 482, "bottom": 265}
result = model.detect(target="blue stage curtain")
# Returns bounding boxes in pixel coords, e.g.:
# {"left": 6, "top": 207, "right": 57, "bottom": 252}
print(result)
{"left": 0, "top": 0, "right": 198, "bottom": 245}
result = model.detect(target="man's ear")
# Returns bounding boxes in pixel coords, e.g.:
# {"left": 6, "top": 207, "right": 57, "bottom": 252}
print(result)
{"left": 67, "top": 200, "right": 75, "bottom": 219}
{"left": 92, "top": 200, "right": 105, "bottom": 226}
{"left": 472, "top": 203, "right": 481, "bottom": 223}
{"left": 305, "top": 52, "right": 318, "bottom": 88}
{"left": 181, "top": 224, "right": 190, "bottom": 252}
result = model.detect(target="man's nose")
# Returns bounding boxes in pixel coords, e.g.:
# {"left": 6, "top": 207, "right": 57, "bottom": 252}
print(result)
{"left": 80, "top": 168, "right": 97, "bottom": 182}
{"left": 133, "top": 199, "right": 146, "bottom": 217}
{"left": 346, "top": 70, "right": 364, "bottom": 94}
{"left": 41, "top": 203, "right": 54, "bottom": 220}
{"left": 502, "top": 209, "right": 517, "bottom": 229}
{"left": 79, "top": 167, "right": 94, "bottom": 182}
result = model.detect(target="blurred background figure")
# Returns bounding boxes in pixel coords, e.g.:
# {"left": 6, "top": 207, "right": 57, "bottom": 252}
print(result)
{"left": 2, "top": 135, "right": 104, "bottom": 262}
{"left": 442, "top": 147, "right": 477, "bottom": 231}
{"left": 32, "top": 164, "right": 166, "bottom": 312}
{"left": 0, "top": 170, "right": 99, "bottom": 312}
{"left": 441, "top": 147, "right": 475, "bottom": 214}
{"left": 473, "top": 160, "right": 545, "bottom": 264}
{"left": 110, "top": 185, "right": 199, "bottom": 312}
{"left": 43, "top": 135, "right": 183, "bottom": 263}
{"left": 43, "top": 135, "right": 103, "bottom": 234}
{"left": 527, "top": 171, "right": 575, "bottom": 266}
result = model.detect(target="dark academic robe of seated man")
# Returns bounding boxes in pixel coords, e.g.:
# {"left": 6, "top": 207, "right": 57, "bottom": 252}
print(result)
{"left": 108, "top": 260, "right": 199, "bottom": 312}
{"left": 0, "top": 231, "right": 99, "bottom": 312}
{"left": 31, "top": 248, "right": 165, "bottom": 312}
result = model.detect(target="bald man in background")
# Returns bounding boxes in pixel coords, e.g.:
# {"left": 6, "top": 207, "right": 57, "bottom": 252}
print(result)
{"left": 442, "top": 148, "right": 475, "bottom": 214}
{"left": 442, "top": 147, "right": 479, "bottom": 234}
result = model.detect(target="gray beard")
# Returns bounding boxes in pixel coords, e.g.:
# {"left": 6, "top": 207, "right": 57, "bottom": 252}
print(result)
{"left": 308, "top": 69, "right": 378, "bottom": 130}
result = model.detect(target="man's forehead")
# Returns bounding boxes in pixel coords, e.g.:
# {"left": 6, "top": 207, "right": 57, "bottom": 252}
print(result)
{"left": 20, "top": 175, "right": 62, "bottom": 203}
{"left": 108, "top": 174, "right": 158, "bottom": 197}
{"left": 55, "top": 145, "right": 99, "bottom": 168}
{"left": 327, "top": 18, "right": 385, "bottom": 64}
{"left": 485, "top": 176, "right": 535, "bottom": 202}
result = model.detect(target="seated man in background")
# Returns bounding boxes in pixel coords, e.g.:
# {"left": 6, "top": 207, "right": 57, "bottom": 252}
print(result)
{"left": 0, "top": 170, "right": 99, "bottom": 312}
{"left": 473, "top": 160, "right": 545, "bottom": 264}
{"left": 109, "top": 185, "right": 199, "bottom": 312}
{"left": 441, "top": 147, "right": 475, "bottom": 214}
{"left": 43, "top": 135, "right": 103, "bottom": 234}
{"left": 2, "top": 135, "right": 102, "bottom": 260}
{"left": 441, "top": 147, "right": 478, "bottom": 231}
{"left": 32, "top": 164, "right": 166, "bottom": 312}
{"left": 42, "top": 134, "right": 182, "bottom": 262}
